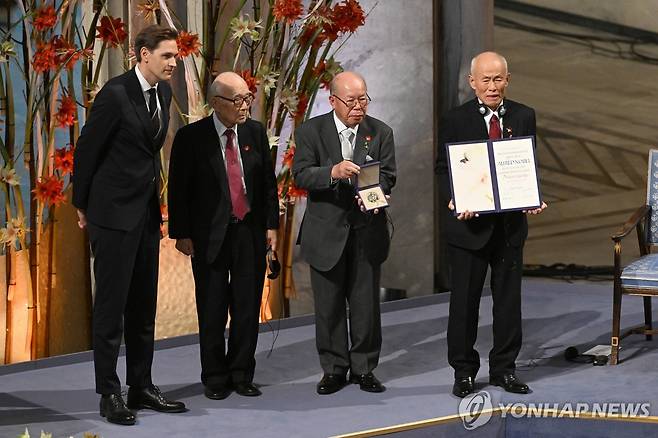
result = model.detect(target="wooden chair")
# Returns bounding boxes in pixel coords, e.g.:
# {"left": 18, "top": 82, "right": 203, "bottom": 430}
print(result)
{"left": 610, "top": 149, "right": 658, "bottom": 364}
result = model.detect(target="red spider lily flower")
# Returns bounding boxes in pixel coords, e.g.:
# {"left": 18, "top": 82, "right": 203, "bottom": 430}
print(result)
{"left": 300, "top": 24, "right": 327, "bottom": 49}
{"left": 287, "top": 181, "right": 307, "bottom": 199}
{"left": 51, "top": 36, "right": 91, "bottom": 70}
{"left": 313, "top": 61, "right": 333, "bottom": 90}
{"left": 96, "top": 16, "right": 128, "bottom": 48}
{"left": 323, "top": 0, "right": 365, "bottom": 41}
{"left": 294, "top": 92, "right": 309, "bottom": 123}
{"left": 33, "top": 5, "right": 57, "bottom": 31}
{"left": 282, "top": 145, "right": 296, "bottom": 169}
{"left": 55, "top": 95, "right": 77, "bottom": 128}
{"left": 32, "top": 41, "right": 57, "bottom": 72}
{"left": 176, "top": 31, "right": 201, "bottom": 58}
{"left": 239, "top": 70, "right": 259, "bottom": 94}
{"left": 33, "top": 175, "right": 65, "bottom": 207}
{"left": 272, "top": 0, "right": 304, "bottom": 25}
{"left": 54, "top": 145, "right": 74, "bottom": 175}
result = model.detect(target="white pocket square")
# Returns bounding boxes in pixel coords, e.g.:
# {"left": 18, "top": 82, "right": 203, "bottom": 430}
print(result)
{"left": 365, "top": 154, "right": 374, "bottom": 162}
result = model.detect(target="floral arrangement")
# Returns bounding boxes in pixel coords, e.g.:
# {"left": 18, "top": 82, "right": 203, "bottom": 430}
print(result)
{"left": 0, "top": 0, "right": 136, "bottom": 363}
{"left": 0, "top": 0, "right": 369, "bottom": 363}
{"left": 17, "top": 429, "right": 100, "bottom": 438}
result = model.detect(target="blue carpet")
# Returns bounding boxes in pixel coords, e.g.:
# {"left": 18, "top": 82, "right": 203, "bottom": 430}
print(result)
{"left": 1, "top": 279, "right": 657, "bottom": 437}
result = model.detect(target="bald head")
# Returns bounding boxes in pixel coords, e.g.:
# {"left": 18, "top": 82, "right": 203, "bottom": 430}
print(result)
{"left": 469, "top": 51, "right": 510, "bottom": 110}
{"left": 330, "top": 71, "right": 367, "bottom": 96}
{"left": 470, "top": 51, "right": 508, "bottom": 76}
{"left": 329, "top": 71, "right": 368, "bottom": 128}
{"left": 210, "top": 71, "right": 252, "bottom": 127}
{"left": 210, "top": 71, "right": 248, "bottom": 98}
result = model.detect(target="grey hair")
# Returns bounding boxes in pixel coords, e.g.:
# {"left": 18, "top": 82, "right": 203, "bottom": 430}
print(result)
{"left": 209, "top": 80, "right": 222, "bottom": 100}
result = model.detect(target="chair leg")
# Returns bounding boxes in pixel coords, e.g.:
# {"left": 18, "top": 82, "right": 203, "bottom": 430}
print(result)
{"left": 611, "top": 285, "right": 622, "bottom": 365}
{"left": 644, "top": 296, "right": 652, "bottom": 341}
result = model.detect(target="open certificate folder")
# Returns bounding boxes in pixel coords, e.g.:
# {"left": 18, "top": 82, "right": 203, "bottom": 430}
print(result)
{"left": 446, "top": 136, "right": 541, "bottom": 215}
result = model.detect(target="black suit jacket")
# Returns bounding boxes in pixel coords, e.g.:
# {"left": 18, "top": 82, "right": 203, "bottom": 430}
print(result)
{"left": 435, "top": 98, "right": 536, "bottom": 250}
{"left": 167, "top": 116, "right": 279, "bottom": 264}
{"left": 73, "top": 68, "right": 170, "bottom": 230}
{"left": 293, "top": 112, "right": 396, "bottom": 271}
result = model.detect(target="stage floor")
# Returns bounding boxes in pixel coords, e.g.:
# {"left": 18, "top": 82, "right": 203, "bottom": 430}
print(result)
{"left": 2, "top": 279, "right": 658, "bottom": 437}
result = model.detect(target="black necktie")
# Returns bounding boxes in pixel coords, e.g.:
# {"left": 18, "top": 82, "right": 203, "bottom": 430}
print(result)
{"left": 147, "top": 88, "right": 160, "bottom": 138}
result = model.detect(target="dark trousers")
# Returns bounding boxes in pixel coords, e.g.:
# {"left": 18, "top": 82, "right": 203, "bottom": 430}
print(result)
{"left": 191, "top": 218, "right": 266, "bottom": 388}
{"left": 310, "top": 229, "right": 382, "bottom": 376}
{"left": 447, "top": 222, "right": 523, "bottom": 379}
{"left": 88, "top": 204, "right": 160, "bottom": 395}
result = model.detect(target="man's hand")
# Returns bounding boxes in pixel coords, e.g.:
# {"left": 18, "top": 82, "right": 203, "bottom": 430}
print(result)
{"left": 448, "top": 199, "right": 478, "bottom": 221}
{"left": 331, "top": 160, "right": 360, "bottom": 180}
{"left": 524, "top": 201, "right": 548, "bottom": 215}
{"left": 267, "top": 229, "right": 278, "bottom": 252}
{"left": 175, "top": 238, "right": 194, "bottom": 257}
{"left": 76, "top": 209, "right": 87, "bottom": 229}
{"left": 355, "top": 194, "right": 391, "bottom": 215}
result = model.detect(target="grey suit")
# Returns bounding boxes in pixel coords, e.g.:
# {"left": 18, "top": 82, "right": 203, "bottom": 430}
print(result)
{"left": 293, "top": 111, "right": 396, "bottom": 375}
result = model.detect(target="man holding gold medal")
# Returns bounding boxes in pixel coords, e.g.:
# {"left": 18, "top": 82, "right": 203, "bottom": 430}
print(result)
{"left": 293, "top": 71, "right": 396, "bottom": 395}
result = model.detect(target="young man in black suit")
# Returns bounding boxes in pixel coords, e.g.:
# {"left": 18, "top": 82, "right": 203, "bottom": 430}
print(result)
{"left": 435, "top": 51, "right": 546, "bottom": 398}
{"left": 168, "top": 72, "right": 279, "bottom": 400}
{"left": 73, "top": 26, "right": 186, "bottom": 425}
{"left": 293, "top": 72, "right": 396, "bottom": 395}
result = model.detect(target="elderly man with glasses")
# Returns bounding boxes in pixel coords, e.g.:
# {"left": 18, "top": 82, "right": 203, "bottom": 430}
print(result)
{"left": 293, "top": 71, "right": 397, "bottom": 395}
{"left": 168, "top": 71, "right": 279, "bottom": 400}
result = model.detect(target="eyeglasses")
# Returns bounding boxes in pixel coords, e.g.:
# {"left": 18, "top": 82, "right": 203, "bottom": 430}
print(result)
{"left": 332, "top": 93, "right": 371, "bottom": 109}
{"left": 216, "top": 94, "right": 255, "bottom": 107}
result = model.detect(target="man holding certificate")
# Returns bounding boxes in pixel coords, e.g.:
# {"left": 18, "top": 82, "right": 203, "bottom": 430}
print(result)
{"left": 435, "top": 51, "right": 546, "bottom": 398}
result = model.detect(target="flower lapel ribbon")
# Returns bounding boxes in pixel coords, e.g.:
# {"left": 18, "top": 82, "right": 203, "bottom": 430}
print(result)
{"left": 364, "top": 135, "right": 372, "bottom": 151}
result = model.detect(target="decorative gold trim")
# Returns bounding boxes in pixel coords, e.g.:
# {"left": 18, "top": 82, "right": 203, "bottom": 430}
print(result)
{"left": 329, "top": 409, "right": 502, "bottom": 438}
{"left": 330, "top": 409, "right": 658, "bottom": 437}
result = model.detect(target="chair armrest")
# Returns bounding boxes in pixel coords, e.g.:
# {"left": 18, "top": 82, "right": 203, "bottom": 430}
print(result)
{"left": 611, "top": 205, "right": 650, "bottom": 242}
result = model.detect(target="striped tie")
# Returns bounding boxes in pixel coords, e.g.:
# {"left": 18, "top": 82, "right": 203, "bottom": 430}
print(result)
{"left": 147, "top": 88, "right": 160, "bottom": 139}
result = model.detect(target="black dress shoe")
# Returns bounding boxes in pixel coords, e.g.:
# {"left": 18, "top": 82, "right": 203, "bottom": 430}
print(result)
{"left": 349, "top": 372, "right": 386, "bottom": 393}
{"left": 204, "top": 385, "right": 232, "bottom": 400}
{"left": 316, "top": 374, "right": 347, "bottom": 395}
{"left": 489, "top": 373, "right": 530, "bottom": 394}
{"left": 452, "top": 376, "right": 475, "bottom": 398}
{"left": 100, "top": 393, "right": 136, "bottom": 426}
{"left": 234, "top": 382, "right": 262, "bottom": 397}
{"left": 127, "top": 385, "right": 187, "bottom": 413}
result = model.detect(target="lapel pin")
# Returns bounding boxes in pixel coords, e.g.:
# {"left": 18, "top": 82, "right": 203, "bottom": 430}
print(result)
{"left": 364, "top": 135, "right": 372, "bottom": 150}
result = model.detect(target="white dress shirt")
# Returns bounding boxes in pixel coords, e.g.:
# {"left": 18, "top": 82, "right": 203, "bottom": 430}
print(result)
{"left": 135, "top": 64, "right": 161, "bottom": 115}
{"left": 479, "top": 98, "right": 504, "bottom": 133}
{"left": 333, "top": 111, "right": 359, "bottom": 160}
